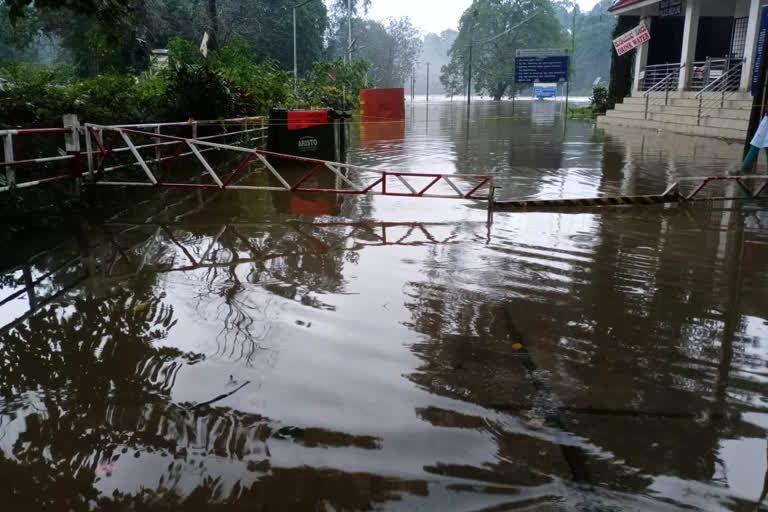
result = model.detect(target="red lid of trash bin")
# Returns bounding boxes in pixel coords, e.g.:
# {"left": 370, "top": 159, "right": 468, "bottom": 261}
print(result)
{"left": 287, "top": 110, "right": 329, "bottom": 130}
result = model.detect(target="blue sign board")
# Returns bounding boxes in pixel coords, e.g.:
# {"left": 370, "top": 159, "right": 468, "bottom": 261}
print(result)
{"left": 533, "top": 84, "right": 557, "bottom": 99}
{"left": 515, "top": 56, "right": 569, "bottom": 84}
{"left": 752, "top": 5, "right": 768, "bottom": 96}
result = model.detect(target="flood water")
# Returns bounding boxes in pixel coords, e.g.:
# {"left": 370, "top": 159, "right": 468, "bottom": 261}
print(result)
{"left": 2, "top": 98, "right": 768, "bottom": 511}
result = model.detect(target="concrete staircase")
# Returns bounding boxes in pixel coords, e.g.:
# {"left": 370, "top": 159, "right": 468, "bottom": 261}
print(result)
{"left": 597, "top": 91, "right": 752, "bottom": 141}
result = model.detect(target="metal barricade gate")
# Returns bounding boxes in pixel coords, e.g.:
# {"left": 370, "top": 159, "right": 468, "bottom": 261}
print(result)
{"left": 83, "top": 124, "right": 497, "bottom": 204}
{"left": 2, "top": 116, "right": 768, "bottom": 218}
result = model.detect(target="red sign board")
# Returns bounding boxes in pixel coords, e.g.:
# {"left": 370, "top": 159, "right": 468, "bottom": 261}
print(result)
{"left": 613, "top": 23, "right": 651, "bottom": 56}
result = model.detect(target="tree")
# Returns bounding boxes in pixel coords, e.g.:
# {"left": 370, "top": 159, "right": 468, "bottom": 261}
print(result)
{"left": 327, "top": 17, "right": 422, "bottom": 89}
{"left": 439, "top": 60, "right": 463, "bottom": 100}
{"left": 446, "top": 0, "right": 567, "bottom": 101}
{"left": 570, "top": 0, "right": 617, "bottom": 94}
{"left": 331, "top": 0, "right": 371, "bottom": 15}
{"left": 417, "top": 29, "right": 458, "bottom": 95}
{"left": 207, "top": 0, "right": 219, "bottom": 51}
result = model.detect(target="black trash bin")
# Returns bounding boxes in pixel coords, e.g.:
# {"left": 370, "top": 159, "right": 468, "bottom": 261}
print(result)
{"left": 267, "top": 108, "right": 351, "bottom": 162}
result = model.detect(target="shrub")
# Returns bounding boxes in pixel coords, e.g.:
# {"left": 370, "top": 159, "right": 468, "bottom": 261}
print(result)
{"left": 590, "top": 85, "right": 610, "bottom": 114}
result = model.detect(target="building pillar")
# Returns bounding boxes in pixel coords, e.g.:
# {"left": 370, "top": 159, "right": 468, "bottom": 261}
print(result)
{"left": 741, "top": 0, "right": 763, "bottom": 91}
{"left": 632, "top": 16, "right": 652, "bottom": 94}
{"left": 678, "top": 0, "right": 701, "bottom": 90}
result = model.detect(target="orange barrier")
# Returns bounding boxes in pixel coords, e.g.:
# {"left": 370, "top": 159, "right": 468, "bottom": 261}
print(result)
{"left": 360, "top": 88, "right": 405, "bottom": 121}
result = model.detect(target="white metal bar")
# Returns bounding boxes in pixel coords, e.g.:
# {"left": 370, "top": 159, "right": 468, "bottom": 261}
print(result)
{"left": 154, "top": 126, "right": 161, "bottom": 166}
{"left": 200, "top": 225, "right": 227, "bottom": 262}
{"left": 226, "top": 185, "right": 291, "bottom": 191}
{"left": 187, "top": 142, "right": 224, "bottom": 188}
{"left": 95, "top": 181, "right": 155, "bottom": 186}
{"left": 256, "top": 154, "right": 292, "bottom": 190}
{"left": 396, "top": 174, "right": 418, "bottom": 194}
{"left": 442, "top": 176, "right": 465, "bottom": 197}
{"left": 325, "top": 163, "right": 360, "bottom": 191}
{"left": 110, "top": 117, "right": 265, "bottom": 129}
{"left": 3, "top": 134, "right": 15, "bottom": 190}
{"left": 120, "top": 131, "right": 157, "bottom": 184}
{"left": 84, "top": 124, "right": 94, "bottom": 180}
{"left": 109, "top": 129, "right": 265, "bottom": 154}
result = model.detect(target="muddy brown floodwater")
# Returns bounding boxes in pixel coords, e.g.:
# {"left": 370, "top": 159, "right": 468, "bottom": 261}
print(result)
{"left": 2, "top": 98, "right": 768, "bottom": 511}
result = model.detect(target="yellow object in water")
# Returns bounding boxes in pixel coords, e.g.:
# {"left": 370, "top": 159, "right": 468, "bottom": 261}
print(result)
{"left": 512, "top": 343, "right": 523, "bottom": 351}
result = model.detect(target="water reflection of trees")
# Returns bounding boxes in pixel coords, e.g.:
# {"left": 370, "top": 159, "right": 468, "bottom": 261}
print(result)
{"left": 0, "top": 255, "right": 426, "bottom": 510}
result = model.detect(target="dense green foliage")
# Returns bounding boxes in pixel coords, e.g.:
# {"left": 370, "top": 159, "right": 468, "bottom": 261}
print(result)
{"left": 590, "top": 84, "right": 609, "bottom": 113}
{"left": 0, "top": 37, "right": 371, "bottom": 125}
{"left": 441, "top": 0, "right": 568, "bottom": 101}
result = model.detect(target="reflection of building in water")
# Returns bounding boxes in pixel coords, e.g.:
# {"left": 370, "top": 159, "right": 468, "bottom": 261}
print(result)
{"left": 267, "top": 160, "right": 344, "bottom": 217}
{"left": 360, "top": 121, "right": 406, "bottom": 149}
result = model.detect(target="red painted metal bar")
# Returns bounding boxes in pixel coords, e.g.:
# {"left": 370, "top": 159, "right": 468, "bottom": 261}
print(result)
{"left": 686, "top": 178, "right": 712, "bottom": 200}
{"left": 418, "top": 176, "right": 442, "bottom": 196}
{"left": 96, "top": 132, "right": 121, "bottom": 173}
{"left": 156, "top": 142, "right": 188, "bottom": 184}
{"left": 222, "top": 153, "right": 255, "bottom": 187}
{"left": 464, "top": 178, "right": 490, "bottom": 199}
{"left": 382, "top": 172, "right": 387, "bottom": 195}
{"left": 362, "top": 176, "right": 385, "bottom": 194}
{"left": 88, "top": 126, "right": 108, "bottom": 155}
{"left": 291, "top": 163, "right": 326, "bottom": 191}
{"left": 735, "top": 178, "right": 752, "bottom": 195}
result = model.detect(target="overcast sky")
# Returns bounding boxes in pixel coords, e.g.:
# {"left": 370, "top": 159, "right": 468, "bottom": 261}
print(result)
{"left": 365, "top": 0, "right": 602, "bottom": 35}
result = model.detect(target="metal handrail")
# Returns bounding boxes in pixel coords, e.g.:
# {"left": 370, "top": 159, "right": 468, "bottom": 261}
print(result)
{"left": 695, "top": 60, "right": 744, "bottom": 126}
{"left": 642, "top": 63, "right": 686, "bottom": 120}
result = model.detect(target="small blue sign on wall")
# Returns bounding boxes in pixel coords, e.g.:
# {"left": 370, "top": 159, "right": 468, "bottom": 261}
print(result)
{"left": 533, "top": 84, "right": 557, "bottom": 99}
{"left": 752, "top": 5, "right": 768, "bottom": 96}
{"left": 515, "top": 49, "right": 569, "bottom": 84}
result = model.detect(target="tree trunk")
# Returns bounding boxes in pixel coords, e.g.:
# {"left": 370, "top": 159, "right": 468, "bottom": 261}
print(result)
{"left": 607, "top": 15, "right": 639, "bottom": 108}
{"left": 492, "top": 82, "right": 507, "bottom": 101}
{"left": 207, "top": 0, "right": 220, "bottom": 51}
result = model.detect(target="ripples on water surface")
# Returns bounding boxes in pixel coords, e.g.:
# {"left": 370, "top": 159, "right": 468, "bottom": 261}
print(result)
{"left": 2, "top": 99, "right": 768, "bottom": 511}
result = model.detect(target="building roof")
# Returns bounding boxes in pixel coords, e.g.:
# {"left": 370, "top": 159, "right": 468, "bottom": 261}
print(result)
{"left": 608, "top": 0, "right": 648, "bottom": 12}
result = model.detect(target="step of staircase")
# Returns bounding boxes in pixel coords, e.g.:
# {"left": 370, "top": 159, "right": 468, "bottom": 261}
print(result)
{"left": 647, "top": 112, "right": 747, "bottom": 130}
{"left": 613, "top": 102, "right": 751, "bottom": 121}
{"left": 666, "top": 98, "right": 752, "bottom": 109}
{"left": 597, "top": 114, "right": 747, "bottom": 141}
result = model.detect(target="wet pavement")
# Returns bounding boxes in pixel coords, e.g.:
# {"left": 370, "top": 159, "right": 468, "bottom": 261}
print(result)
{"left": 2, "top": 98, "right": 768, "bottom": 511}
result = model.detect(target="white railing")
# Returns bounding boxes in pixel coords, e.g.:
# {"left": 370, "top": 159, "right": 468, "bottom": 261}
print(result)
{"left": 695, "top": 61, "right": 745, "bottom": 126}
{"left": 643, "top": 63, "right": 686, "bottom": 120}
{"left": 687, "top": 58, "right": 741, "bottom": 91}
{"left": 641, "top": 63, "right": 682, "bottom": 91}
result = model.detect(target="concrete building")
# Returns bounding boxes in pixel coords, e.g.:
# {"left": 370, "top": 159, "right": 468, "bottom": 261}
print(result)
{"left": 598, "top": 0, "right": 766, "bottom": 140}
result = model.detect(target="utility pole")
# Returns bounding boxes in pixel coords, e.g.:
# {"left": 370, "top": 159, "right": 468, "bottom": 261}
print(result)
{"left": 347, "top": 0, "right": 352, "bottom": 64}
{"left": 426, "top": 62, "right": 430, "bottom": 103}
{"left": 466, "top": 10, "right": 478, "bottom": 106}
{"left": 466, "top": 39, "right": 473, "bottom": 106}
{"left": 292, "top": 0, "right": 316, "bottom": 105}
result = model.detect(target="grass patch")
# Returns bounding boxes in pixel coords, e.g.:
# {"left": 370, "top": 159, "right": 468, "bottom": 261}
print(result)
{"left": 568, "top": 107, "right": 596, "bottom": 118}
